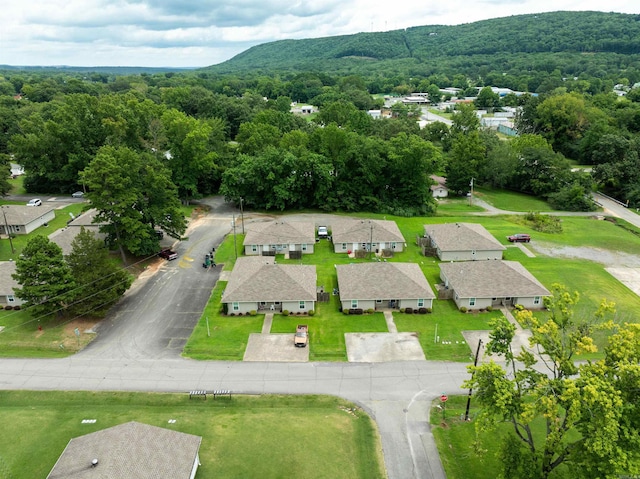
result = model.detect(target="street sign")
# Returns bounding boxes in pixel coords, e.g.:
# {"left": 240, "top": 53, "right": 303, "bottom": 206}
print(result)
{"left": 440, "top": 394, "right": 448, "bottom": 402}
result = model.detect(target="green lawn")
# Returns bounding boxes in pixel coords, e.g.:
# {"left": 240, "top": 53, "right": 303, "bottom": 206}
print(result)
{"left": 0, "top": 390, "right": 385, "bottom": 479}
{"left": 474, "top": 186, "right": 559, "bottom": 212}
{"left": 0, "top": 203, "right": 87, "bottom": 261}
{"left": 0, "top": 308, "right": 95, "bottom": 358}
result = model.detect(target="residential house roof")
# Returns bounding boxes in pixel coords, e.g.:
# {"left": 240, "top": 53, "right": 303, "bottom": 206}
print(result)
{"left": 1, "top": 205, "right": 55, "bottom": 225}
{"left": 439, "top": 260, "right": 550, "bottom": 298}
{"left": 0, "top": 262, "right": 19, "bottom": 296}
{"left": 424, "top": 223, "right": 505, "bottom": 252}
{"left": 331, "top": 219, "right": 404, "bottom": 245}
{"left": 68, "top": 208, "right": 106, "bottom": 227}
{"left": 243, "top": 220, "right": 315, "bottom": 246}
{"left": 47, "top": 421, "right": 201, "bottom": 479}
{"left": 221, "top": 256, "right": 316, "bottom": 303}
{"left": 336, "top": 262, "right": 435, "bottom": 300}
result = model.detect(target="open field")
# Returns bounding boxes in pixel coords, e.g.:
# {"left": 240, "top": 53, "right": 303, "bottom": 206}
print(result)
{"left": 0, "top": 390, "right": 385, "bottom": 479}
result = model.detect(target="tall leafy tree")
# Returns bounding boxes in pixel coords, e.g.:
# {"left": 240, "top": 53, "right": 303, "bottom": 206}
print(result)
{"left": 82, "top": 145, "right": 186, "bottom": 261}
{"left": 66, "top": 228, "right": 133, "bottom": 317}
{"left": 12, "top": 236, "right": 76, "bottom": 317}
{"left": 465, "top": 285, "right": 639, "bottom": 479}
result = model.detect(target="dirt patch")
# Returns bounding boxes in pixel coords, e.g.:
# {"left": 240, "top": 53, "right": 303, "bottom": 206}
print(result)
{"left": 533, "top": 242, "right": 640, "bottom": 268}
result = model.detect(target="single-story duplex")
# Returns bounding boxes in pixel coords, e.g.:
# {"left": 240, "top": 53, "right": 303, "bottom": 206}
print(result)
{"left": 49, "top": 208, "right": 106, "bottom": 255}
{"left": 0, "top": 261, "right": 22, "bottom": 307}
{"left": 430, "top": 175, "right": 449, "bottom": 198}
{"left": 0, "top": 205, "right": 55, "bottom": 235}
{"left": 47, "top": 421, "right": 201, "bottom": 479}
{"left": 221, "top": 256, "right": 316, "bottom": 314}
{"left": 331, "top": 219, "right": 405, "bottom": 254}
{"left": 424, "top": 222, "right": 505, "bottom": 261}
{"left": 243, "top": 220, "right": 315, "bottom": 256}
{"left": 336, "top": 262, "right": 435, "bottom": 311}
{"left": 439, "top": 260, "right": 550, "bottom": 310}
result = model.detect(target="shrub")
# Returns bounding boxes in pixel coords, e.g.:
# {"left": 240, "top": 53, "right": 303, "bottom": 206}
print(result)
{"left": 418, "top": 307, "right": 427, "bottom": 314}
{"left": 343, "top": 309, "right": 350, "bottom": 315}
{"left": 308, "top": 310, "right": 315, "bottom": 316}
{"left": 229, "top": 313, "right": 235, "bottom": 316}
{"left": 425, "top": 307, "right": 432, "bottom": 313}
{"left": 414, "top": 308, "right": 420, "bottom": 314}
{"left": 250, "top": 310, "right": 257, "bottom": 316}
{"left": 486, "top": 306, "right": 493, "bottom": 312}
{"left": 459, "top": 306, "right": 467, "bottom": 313}
{"left": 13, "top": 305, "right": 20, "bottom": 310}
{"left": 350, "top": 308, "right": 363, "bottom": 315}
{"left": 367, "top": 308, "right": 374, "bottom": 314}
{"left": 514, "top": 304, "right": 524, "bottom": 311}
{"left": 405, "top": 307, "right": 413, "bottom": 314}
{"left": 237, "top": 312, "right": 243, "bottom": 316}
{"left": 4, "top": 305, "right": 13, "bottom": 310}
{"left": 283, "top": 310, "right": 290, "bottom": 316}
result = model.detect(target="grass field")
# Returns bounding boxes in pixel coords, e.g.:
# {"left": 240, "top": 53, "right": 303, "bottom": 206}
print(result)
{"left": 0, "top": 390, "right": 385, "bottom": 479}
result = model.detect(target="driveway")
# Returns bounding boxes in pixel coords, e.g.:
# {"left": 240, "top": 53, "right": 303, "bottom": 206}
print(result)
{"left": 79, "top": 197, "right": 234, "bottom": 360}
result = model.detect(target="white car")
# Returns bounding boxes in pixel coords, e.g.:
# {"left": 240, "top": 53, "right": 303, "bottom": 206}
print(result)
{"left": 71, "top": 191, "right": 84, "bottom": 198}
{"left": 318, "top": 226, "right": 328, "bottom": 238}
{"left": 26, "top": 199, "right": 42, "bottom": 207}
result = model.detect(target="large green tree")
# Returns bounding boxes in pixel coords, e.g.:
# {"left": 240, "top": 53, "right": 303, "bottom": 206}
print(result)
{"left": 66, "top": 227, "right": 133, "bottom": 317}
{"left": 465, "top": 285, "right": 639, "bottom": 479}
{"left": 82, "top": 145, "right": 186, "bottom": 261}
{"left": 12, "top": 236, "right": 76, "bottom": 317}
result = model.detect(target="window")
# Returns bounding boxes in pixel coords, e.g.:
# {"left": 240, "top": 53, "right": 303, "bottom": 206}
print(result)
{"left": 302, "top": 243, "right": 307, "bottom": 251}
{"left": 469, "top": 298, "right": 476, "bottom": 306}
{"left": 232, "top": 302, "right": 239, "bottom": 311}
{"left": 418, "top": 299, "right": 424, "bottom": 307}
{"left": 533, "top": 296, "right": 541, "bottom": 305}
{"left": 351, "top": 300, "right": 358, "bottom": 308}
{"left": 342, "top": 243, "right": 347, "bottom": 250}
{"left": 391, "top": 242, "right": 397, "bottom": 249}
{"left": 7, "top": 295, "right": 15, "bottom": 303}
{"left": 376, "top": 299, "right": 382, "bottom": 303}
{"left": 251, "top": 245, "right": 257, "bottom": 252}
{"left": 299, "top": 301, "right": 305, "bottom": 310}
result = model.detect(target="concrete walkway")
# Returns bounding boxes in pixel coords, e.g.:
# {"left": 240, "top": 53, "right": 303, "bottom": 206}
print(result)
{"left": 383, "top": 311, "right": 398, "bottom": 333}
{"left": 262, "top": 313, "right": 274, "bottom": 334}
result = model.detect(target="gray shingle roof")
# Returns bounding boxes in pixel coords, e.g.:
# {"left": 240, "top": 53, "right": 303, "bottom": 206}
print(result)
{"left": 1, "top": 205, "right": 55, "bottom": 225}
{"left": 336, "top": 262, "right": 435, "bottom": 300}
{"left": 49, "top": 226, "right": 105, "bottom": 256}
{"left": 424, "top": 223, "right": 505, "bottom": 252}
{"left": 0, "top": 261, "right": 19, "bottom": 295}
{"left": 68, "top": 208, "right": 106, "bottom": 227}
{"left": 243, "top": 220, "right": 315, "bottom": 246}
{"left": 47, "top": 421, "right": 201, "bottom": 479}
{"left": 331, "top": 219, "right": 404, "bottom": 244}
{"left": 439, "top": 260, "right": 550, "bottom": 298}
{"left": 222, "top": 256, "right": 316, "bottom": 302}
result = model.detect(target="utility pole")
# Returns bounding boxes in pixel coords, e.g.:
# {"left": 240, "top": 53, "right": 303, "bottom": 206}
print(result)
{"left": 469, "top": 177, "right": 474, "bottom": 207}
{"left": 464, "top": 338, "right": 483, "bottom": 421}
{"left": 240, "top": 197, "right": 245, "bottom": 234}
{"left": 369, "top": 221, "right": 373, "bottom": 259}
{"left": 1, "top": 206, "right": 15, "bottom": 254}
{"left": 232, "top": 214, "right": 237, "bottom": 259}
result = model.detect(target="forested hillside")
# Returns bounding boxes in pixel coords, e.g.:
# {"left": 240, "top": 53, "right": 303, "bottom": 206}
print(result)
{"left": 208, "top": 11, "right": 640, "bottom": 74}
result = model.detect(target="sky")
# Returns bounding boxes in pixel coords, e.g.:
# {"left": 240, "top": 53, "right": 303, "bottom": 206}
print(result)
{"left": 1, "top": 0, "right": 638, "bottom": 68}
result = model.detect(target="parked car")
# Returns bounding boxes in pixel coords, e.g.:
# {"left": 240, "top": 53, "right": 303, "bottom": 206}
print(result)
{"left": 26, "top": 198, "right": 42, "bottom": 207}
{"left": 507, "top": 233, "right": 531, "bottom": 243}
{"left": 294, "top": 324, "right": 309, "bottom": 347}
{"left": 158, "top": 248, "right": 178, "bottom": 260}
{"left": 317, "top": 226, "right": 328, "bottom": 238}
{"left": 71, "top": 191, "right": 84, "bottom": 198}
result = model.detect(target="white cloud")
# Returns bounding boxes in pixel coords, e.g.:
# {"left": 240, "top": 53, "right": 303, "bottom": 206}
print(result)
{"left": 0, "top": 0, "right": 638, "bottom": 67}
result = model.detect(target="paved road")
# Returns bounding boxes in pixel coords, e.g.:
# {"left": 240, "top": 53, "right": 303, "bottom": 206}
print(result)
{"left": 0, "top": 357, "right": 468, "bottom": 479}
{"left": 594, "top": 192, "right": 640, "bottom": 228}
{"left": 79, "top": 197, "right": 234, "bottom": 360}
